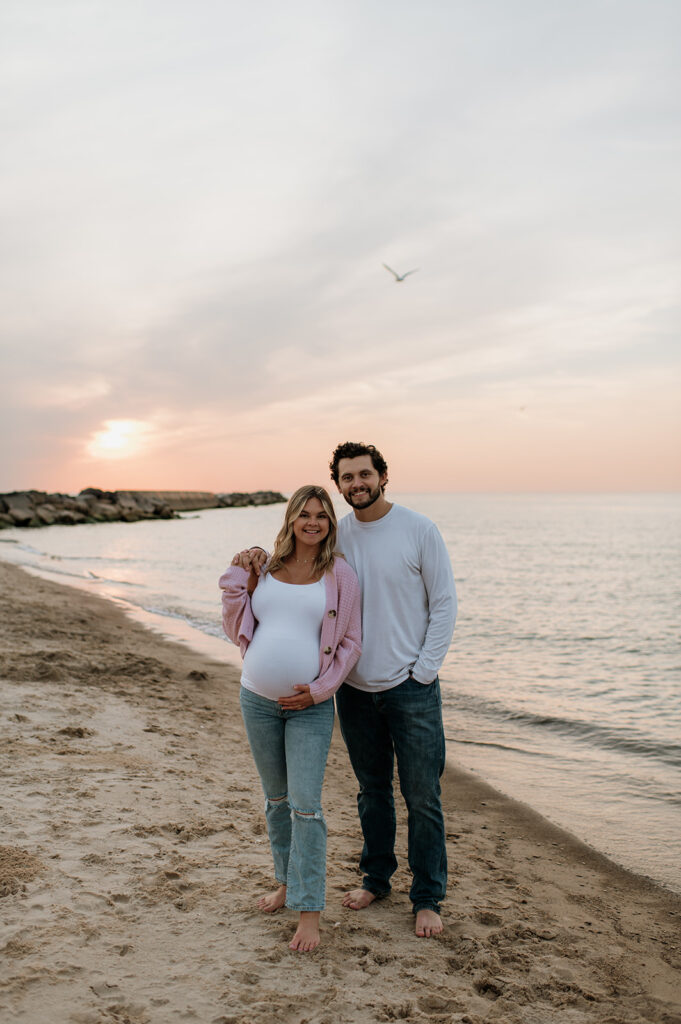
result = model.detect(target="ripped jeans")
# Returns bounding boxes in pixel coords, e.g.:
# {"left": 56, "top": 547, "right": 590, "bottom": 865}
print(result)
{"left": 239, "top": 686, "right": 335, "bottom": 911}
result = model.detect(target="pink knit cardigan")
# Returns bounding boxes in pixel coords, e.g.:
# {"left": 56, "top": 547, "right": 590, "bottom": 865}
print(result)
{"left": 219, "top": 557, "right": 362, "bottom": 704}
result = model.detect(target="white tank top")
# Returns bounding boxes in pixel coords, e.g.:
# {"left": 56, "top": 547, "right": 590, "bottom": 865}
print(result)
{"left": 241, "top": 572, "right": 326, "bottom": 701}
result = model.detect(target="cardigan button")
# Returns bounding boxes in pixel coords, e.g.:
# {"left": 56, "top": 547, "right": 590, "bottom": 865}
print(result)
{"left": 328, "top": 609, "right": 337, "bottom": 617}
{"left": 323, "top": 645, "right": 332, "bottom": 655}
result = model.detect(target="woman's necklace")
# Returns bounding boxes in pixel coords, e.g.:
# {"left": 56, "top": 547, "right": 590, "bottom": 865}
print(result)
{"left": 283, "top": 553, "right": 315, "bottom": 581}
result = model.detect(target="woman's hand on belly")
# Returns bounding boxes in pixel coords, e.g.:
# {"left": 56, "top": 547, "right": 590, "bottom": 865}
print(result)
{"left": 277, "top": 685, "right": 314, "bottom": 710}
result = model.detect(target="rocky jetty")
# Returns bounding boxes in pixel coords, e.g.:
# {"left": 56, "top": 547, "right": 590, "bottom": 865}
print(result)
{"left": 216, "top": 490, "right": 287, "bottom": 509}
{"left": 0, "top": 489, "right": 287, "bottom": 529}
{"left": 125, "top": 490, "right": 287, "bottom": 511}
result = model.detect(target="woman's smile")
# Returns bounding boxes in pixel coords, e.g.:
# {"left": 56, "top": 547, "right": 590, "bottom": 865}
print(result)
{"left": 293, "top": 497, "right": 330, "bottom": 547}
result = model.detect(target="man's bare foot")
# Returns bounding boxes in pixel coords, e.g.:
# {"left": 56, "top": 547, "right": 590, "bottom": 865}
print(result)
{"left": 415, "top": 908, "right": 443, "bottom": 937}
{"left": 289, "top": 911, "right": 320, "bottom": 952}
{"left": 342, "top": 888, "right": 377, "bottom": 910}
{"left": 257, "top": 884, "right": 286, "bottom": 913}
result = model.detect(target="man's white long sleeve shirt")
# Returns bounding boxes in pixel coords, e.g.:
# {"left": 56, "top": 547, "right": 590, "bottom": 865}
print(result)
{"left": 338, "top": 504, "right": 457, "bottom": 692}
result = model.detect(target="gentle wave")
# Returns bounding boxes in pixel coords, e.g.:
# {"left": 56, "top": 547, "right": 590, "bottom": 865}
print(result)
{"left": 52, "top": 553, "right": 135, "bottom": 564}
{"left": 143, "top": 604, "right": 225, "bottom": 639}
{"left": 0, "top": 537, "right": 134, "bottom": 564}
{"left": 444, "top": 692, "right": 681, "bottom": 767}
{"left": 448, "top": 737, "right": 552, "bottom": 758}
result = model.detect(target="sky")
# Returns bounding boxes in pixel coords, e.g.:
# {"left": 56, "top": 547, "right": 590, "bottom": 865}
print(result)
{"left": 1, "top": 0, "right": 680, "bottom": 494}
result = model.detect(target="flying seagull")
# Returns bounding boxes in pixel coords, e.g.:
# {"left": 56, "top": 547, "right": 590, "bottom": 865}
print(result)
{"left": 383, "top": 263, "right": 419, "bottom": 282}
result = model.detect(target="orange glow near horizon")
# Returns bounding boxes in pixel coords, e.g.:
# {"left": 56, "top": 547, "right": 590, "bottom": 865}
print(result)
{"left": 12, "top": 378, "right": 678, "bottom": 496}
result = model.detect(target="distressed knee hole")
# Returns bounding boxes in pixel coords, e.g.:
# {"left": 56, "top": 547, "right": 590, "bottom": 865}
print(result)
{"left": 291, "top": 807, "right": 324, "bottom": 821}
{"left": 265, "top": 793, "right": 288, "bottom": 810}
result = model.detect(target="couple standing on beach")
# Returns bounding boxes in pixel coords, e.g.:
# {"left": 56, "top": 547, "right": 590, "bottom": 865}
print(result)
{"left": 219, "top": 441, "right": 457, "bottom": 952}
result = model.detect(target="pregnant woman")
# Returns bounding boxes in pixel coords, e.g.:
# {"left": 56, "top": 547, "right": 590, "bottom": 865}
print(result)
{"left": 219, "top": 485, "right": 361, "bottom": 952}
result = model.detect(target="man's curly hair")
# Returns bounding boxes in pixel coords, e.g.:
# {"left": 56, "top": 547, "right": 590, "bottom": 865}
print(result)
{"left": 329, "top": 441, "right": 388, "bottom": 486}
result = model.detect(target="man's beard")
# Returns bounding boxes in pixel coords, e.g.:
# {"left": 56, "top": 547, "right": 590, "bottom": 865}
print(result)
{"left": 344, "top": 483, "right": 382, "bottom": 510}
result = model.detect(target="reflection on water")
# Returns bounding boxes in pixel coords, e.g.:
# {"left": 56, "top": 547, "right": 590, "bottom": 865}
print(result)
{"left": 2, "top": 493, "right": 680, "bottom": 892}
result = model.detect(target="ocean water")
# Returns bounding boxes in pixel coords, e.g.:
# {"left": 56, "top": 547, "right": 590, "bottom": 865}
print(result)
{"left": 1, "top": 493, "right": 679, "bottom": 893}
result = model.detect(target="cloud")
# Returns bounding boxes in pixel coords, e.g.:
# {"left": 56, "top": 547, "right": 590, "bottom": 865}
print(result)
{"left": 18, "top": 377, "right": 112, "bottom": 410}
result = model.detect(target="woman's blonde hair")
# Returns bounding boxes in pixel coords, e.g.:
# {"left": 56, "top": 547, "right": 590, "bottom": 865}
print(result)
{"left": 268, "top": 485, "right": 337, "bottom": 577}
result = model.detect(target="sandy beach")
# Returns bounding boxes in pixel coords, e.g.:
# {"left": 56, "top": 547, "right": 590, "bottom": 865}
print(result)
{"left": 1, "top": 560, "right": 679, "bottom": 1024}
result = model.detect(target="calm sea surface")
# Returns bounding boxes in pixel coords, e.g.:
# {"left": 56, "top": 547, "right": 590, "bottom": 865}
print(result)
{"left": 2, "top": 493, "right": 679, "bottom": 893}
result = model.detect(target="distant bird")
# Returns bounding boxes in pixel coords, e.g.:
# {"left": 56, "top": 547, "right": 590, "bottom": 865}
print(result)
{"left": 383, "top": 263, "right": 419, "bottom": 282}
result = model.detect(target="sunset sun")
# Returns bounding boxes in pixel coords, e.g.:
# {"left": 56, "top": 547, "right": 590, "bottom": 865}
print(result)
{"left": 86, "top": 419, "right": 151, "bottom": 460}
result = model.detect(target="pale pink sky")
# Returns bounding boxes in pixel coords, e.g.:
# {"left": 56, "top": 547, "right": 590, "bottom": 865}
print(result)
{"left": 2, "top": 1, "right": 680, "bottom": 494}
{"left": 23, "top": 371, "right": 679, "bottom": 494}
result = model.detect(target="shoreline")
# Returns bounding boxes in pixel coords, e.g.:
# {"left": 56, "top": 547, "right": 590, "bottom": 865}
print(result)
{"left": 1, "top": 560, "right": 680, "bottom": 1023}
{"left": 6, "top": 553, "right": 678, "bottom": 897}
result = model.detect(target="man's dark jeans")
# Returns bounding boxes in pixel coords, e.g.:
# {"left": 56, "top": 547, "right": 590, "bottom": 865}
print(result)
{"left": 335, "top": 675, "right": 447, "bottom": 914}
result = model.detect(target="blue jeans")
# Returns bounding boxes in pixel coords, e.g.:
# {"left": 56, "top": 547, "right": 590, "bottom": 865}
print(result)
{"left": 335, "top": 676, "right": 447, "bottom": 914}
{"left": 239, "top": 687, "right": 335, "bottom": 912}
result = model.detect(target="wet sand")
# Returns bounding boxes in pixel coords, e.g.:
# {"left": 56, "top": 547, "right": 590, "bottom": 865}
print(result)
{"left": 1, "top": 560, "right": 680, "bottom": 1024}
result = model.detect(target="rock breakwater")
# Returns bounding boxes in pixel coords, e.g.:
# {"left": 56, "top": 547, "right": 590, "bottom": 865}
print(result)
{"left": 0, "top": 489, "right": 286, "bottom": 529}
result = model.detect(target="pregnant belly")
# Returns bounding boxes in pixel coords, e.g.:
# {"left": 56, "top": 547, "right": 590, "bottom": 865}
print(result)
{"left": 241, "top": 636, "right": 320, "bottom": 700}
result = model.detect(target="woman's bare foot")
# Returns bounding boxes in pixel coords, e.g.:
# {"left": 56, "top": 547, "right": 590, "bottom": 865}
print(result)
{"left": 415, "top": 908, "right": 443, "bottom": 937}
{"left": 257, "top": 884, "right": 286, "bottom": 913}
{"left": 342, "top": 888, "right": 376, "bottom": 910}
{"left": 289, "top": 911, "right": 320, "bottom": 952}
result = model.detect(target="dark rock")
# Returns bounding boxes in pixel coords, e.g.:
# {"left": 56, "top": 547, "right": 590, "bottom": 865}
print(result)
{"left": 4, "top": 493, "right": 37, "bottom": 526}
{"left": 89, "top": 501, "right": 121, "bottom": 522}
{"left": 35, "top": 506, "right": 56, "bottom": 525}
{"left": 55, "top": 509, "right": 87, "bottom": 525}
{"left": 58, "top": 496, "right": 79, "bottom": 511}
{"left": 80, "top": 487, "right": 119, "bottom": 503}
{"left": 113, "top": 492, "right": 140, "bottom": 512}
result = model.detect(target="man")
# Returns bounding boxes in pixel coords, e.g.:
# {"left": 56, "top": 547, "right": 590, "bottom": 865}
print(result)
{"left": 238, "top": 441, "right": 456, "bottom": 937}
{"left": 329, "top": 441, "right": 457, "bottom": 938}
